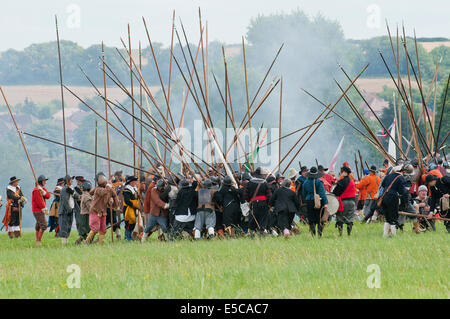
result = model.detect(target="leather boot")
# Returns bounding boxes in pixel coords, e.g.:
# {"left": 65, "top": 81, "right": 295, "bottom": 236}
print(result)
{"left": 347, "top": 223, "right": 353, "bottom": 236}
{"left": 98, "top": 232, "right": 105, "bottom": 244}
{"left": 84, "top": 231, "right": 96, "bottom": 244}
{"left": 337, "top": 223, "right": 343, "bottom": 236}
{"left": 413, "top": 221, "right": 420, "bottom": 233}
{"left": 115, "top": 228, "right": 121, "bottom": 240}
{"left": 74, "top": 236, "right": 84, "bottom": 245}
{"left": 14, "top": 231, "right": 21, "bottom": 238}
{"left": 8, "top": 231, "right": 14, "bottom": 239}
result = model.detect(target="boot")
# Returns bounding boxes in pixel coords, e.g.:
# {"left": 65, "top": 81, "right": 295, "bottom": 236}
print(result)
{"left": 141, "top": 232, "right": 150, "bottom": 243}
{"left": 207, "top": 227, "right": 215, "bottom": 240}
{"left": 14, "top": 231, "right": 21, "bottom": 238}
{"left": 347, "top": 223, "right": 353, "bottom": 236}
{"left": 74, "top": 236, "right": 84, "bottom": 245}
{"left": 98, "top": 232, "right": 105, "bottom": 244}
{"left": 309, "top": 224, "right": 316, "bottom": 236}
{"left": 8, "top": 231, "right": 14, "bottom": 239}
{"left": 317, "top": 223, "right": 323, "bottom": 237}
{"left": 194, "top": 229, "right": 201, "bottom": 240}
{"left": 230, "top": 227, "right": 236, "bottom": 238}
{"left": 383, "top": 222, "right": 390, "bottom": 238}
{"left": 115, "top": 228, "right": 121, "bottom": 240}
{"left": 390, "top": 224, "right": 397, "bottom": 236}
{"left": 84, "top": 231, "right": 96, "bottom": 244}
{"left": 337, "top": 223, "right": 343, "bottom": 236}
{"left": 413, "top": 221, "right": 421, "bottom": 234}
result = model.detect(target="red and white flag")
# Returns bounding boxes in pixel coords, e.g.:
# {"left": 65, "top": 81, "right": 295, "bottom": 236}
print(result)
{"left": 329, "top": 135, "right": 345, "bottom": 171}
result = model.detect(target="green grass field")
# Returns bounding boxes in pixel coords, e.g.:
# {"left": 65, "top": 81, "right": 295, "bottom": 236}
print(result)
{"left": 0, "top": 222, "right": 448, "bottom": 299}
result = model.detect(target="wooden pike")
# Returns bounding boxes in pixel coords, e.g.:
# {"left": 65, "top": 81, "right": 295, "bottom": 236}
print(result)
{"left": 1, "top": 86, "right": 43, "bottom": 236}
{"left": 127, "top": 24, "right": 136, "bottom": 175}
{"left": 354, "top": 154, "right": 360, "bottom": 180}
{"left": 165, "top": 11, "right": 176, "bottom": 166}
{"left": 55, "top": 15, "right": 68, "bottom": 176}
{"left": 279, "top": 77, "right": 283, "bottom": 172}
{"left": 101, "top": 42, "right": 113, "bottom": 243}
{"left": 142, "top": 17, "right": 175, "bottom": 129}
{"left": 242, "top": 37, "right": 253, "bottom": 165}
{"left": 280, "top": 64, "right": 369, "bottom": 174}
{"left": 94, "top": 120, "right": 98, "bottom": 187}
{"left": 22, "top": 131, "right": 152, "bottom": 175}
{"left": 139, "top": 41, "right": 143, "bottom": 168}
{"left": 434, "top": 74, "right": 449, "bottom": 156}
{"left": 338, "top": 65, "right": 407, "bottom": 159}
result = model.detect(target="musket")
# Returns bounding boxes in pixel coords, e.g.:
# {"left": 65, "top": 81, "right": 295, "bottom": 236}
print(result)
{"left": 398, "top": 211, "right": 450, "bottom": 222}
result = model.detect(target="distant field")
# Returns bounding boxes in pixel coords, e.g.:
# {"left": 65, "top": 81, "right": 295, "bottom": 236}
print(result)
{"left": 0, "top": 85, "right": 160, "bottom": 108}
{"left": 0, "top": 221, "right": 448, "bottom": 299}
{"left": 356, "top": 78, "right": 419, "bottom": 93}
{"left": 419, "top": 41, "right": 450, "bottom": 52}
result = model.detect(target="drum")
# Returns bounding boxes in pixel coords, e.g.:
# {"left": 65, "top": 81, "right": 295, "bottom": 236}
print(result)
{"left": 325, "top": 192, "right": 339, "bottom": 216}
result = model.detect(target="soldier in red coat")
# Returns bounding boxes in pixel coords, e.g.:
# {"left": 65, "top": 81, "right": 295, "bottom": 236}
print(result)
{"left": 31, "top": 175, "right": 51, "bottom": 245}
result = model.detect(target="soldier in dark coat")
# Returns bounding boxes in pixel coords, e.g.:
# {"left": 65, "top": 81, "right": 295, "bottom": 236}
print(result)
{"left": 58, "top": 175, "right": 80, "bottom": 245}
{"left": 74, "top": 176, "right": 89, "bottom": 244}
{"left": 302, "top": 167, "right": 328, "bottom": 237}
{"left": 425, "top": 174, "right": 450, "bottom": 233}
{"left": 266, "top": 174, "right": 279, "bottom": 235}
{"left": 48, "top": 178, "right": 64, "bottom": 236}
{"left": 170, "top": 179, "right": 198, "bottom": 240}
{"left": 244, "top": 167, "right": 272, "bottom": 236}
{"left": 269, "top": 179, "right": 300, "bottom": 237}
{"left": 4, "top": 177, "right": 25, "bottom": 238}
{"left": 213, "top": 176, "right": 242, "bottom": 237}
{"left": 380, "top": 166, "right": 409, "bottom": 237}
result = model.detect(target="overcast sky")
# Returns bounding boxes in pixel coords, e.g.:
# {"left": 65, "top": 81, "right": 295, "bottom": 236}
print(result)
{"left": 0, "top": 0, "right": 448, "bottom": 51}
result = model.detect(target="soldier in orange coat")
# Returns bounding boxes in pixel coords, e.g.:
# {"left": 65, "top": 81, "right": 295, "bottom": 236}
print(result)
{"left": 356, "top": 166, "right": 381, "bottom": 221}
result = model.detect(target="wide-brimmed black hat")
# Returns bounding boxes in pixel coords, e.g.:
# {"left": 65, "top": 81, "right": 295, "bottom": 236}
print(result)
{"left": 9, "top": 176, "right": 20, "bottom": 184}
{"left": 318, "top": 165, "right": 328, "bottom": 172}
{"left": 266, "top": 175, "right": 276, "bottom": 183}
{"left": 64, "top": 175, "right": 73, "bottom": 183}
{"left": 369, "top": 165, "right": 377, "bottom": 173}
{"left": 75, "top": 176, "right": 85, "bottom": 182}
{"left": 341, "top": 166, "right": 352, "bottom": 175}
{"left": 180, "top": 179, "right": 190, "bottom": 189}
{"left": 57, "top": 177, "right": 65, "bottom": 185}
{"left": 306, "top": 167, "right": 323, "bottom": 178}
{"left": 300, "top": 166, "right": 308, "bottom": 173}
{"left": 425, "top": 174, "right": 438, "bottom": 185}
{"left": 125, "top": 175, "right": 138, "bottom": 184}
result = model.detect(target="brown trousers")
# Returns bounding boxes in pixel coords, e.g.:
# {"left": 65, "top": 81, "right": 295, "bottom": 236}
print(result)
{"left": 33, "top": 212, "right": 48, "bottom": 232}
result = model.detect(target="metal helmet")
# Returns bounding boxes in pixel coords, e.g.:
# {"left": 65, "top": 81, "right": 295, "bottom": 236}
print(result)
{"left": 81, "top": 181, "right": 92, "bottom": 192}
{"left": 223, "top": 176, "right": 233, "bottom": 186}
{"left": 202, "top": 179, "right": 212, "bottom": 188}
{"left": 156, "top": 179, "right": 166, "bottom": 189}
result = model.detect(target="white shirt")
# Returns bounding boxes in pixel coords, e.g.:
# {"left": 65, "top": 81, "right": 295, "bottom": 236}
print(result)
{"left": 175, "top": 208, "right": 195, "bottom": 222}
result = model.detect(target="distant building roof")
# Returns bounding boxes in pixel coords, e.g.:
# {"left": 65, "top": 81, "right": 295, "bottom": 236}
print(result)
{"left": 359, "top": 92, "right": 389, "bottom": 119}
